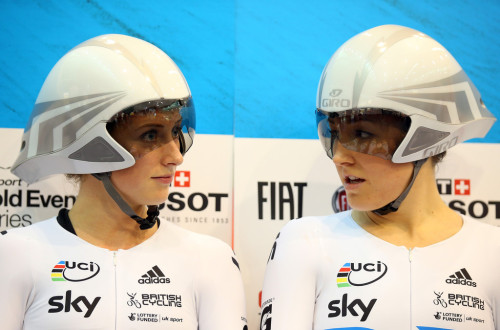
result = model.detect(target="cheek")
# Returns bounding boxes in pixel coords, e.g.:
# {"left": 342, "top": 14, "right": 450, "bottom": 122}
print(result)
{"left": 371, "top": 162, "right": 413, "bottom": 195}
{"left": 110, "top": 159, "right": 147, "bottom": 187}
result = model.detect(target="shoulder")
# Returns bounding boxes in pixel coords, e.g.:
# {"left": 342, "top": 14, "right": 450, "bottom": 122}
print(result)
{"left": 0, "top": 217, "right": 59, "bottom": 245}
{"left": 462, "top": 217, "right": 500, "bottom": 246}
{"left": 276, "top": 211, "right": 355, "bottom": 242}
{"left": 159, "top": 220, "right": 234, "bottom": 256}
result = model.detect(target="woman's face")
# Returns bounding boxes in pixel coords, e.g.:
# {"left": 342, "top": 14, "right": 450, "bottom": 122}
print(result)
{"left": 108, "top": 109, "right": 184, "bottom": 208}
{"left": 330, "top": 114, "right": 413, "bottom": 211}
{"left": 333, "top": 143, "right": 414, "bottom": 210}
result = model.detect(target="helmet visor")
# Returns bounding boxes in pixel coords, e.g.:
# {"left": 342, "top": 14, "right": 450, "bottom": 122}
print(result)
{"left": 108, "top": 97, "right": 195, "bottom": 159}
{"left": 316, "top": 108, "right": 410, "bottom": 160}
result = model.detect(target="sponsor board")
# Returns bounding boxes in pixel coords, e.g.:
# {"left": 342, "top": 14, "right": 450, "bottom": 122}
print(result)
{"left": 436, "top": 144, "right": 500, "bottom": 225}
{"left": 235, "top": 139, "right": 500, "bottom": 329}
{"left": 2, "top": 128, "right": 499, "bottom": 329}
{"left": 234, "top": 138, "right": 340, "bottom": 330}
{"left": 0, "top": 129, "right": 233, "bottom": 247}
{"left": 0, "top": 129, "right": 78, "bottom": 231}
{"left": 159, "top": 134, "right": 233, "bottom": 246}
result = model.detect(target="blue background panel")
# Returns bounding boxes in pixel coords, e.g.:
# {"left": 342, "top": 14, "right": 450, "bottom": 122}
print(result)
{"left": 1, "top": 0, "right": 498, "bottom": 142}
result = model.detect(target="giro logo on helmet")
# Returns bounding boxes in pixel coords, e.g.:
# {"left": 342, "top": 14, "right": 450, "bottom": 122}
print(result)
{"left": 423, "top": 136, "right": 459, "bottom": 158}
{"left": 321, "top": 98, "right": 351, "bottom": 108}
{"left": 329, "top": 89, "right": 343, "bottom": 97}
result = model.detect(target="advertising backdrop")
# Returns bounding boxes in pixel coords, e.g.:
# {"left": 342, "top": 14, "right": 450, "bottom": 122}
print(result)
{"left": 1, "top": 1, "right": 499, "bottom": 329}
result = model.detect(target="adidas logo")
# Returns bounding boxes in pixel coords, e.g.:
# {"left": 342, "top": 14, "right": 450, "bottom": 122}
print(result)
{"left": 138, "top": 265, "right": 171, "bottom": 284}
{"left": 445, "top": 268, "right": 476, "bottom": 287}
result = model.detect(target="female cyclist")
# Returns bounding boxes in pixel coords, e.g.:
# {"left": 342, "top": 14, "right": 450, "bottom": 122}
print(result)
{"left": 261, "top": 24, "right": 498, "bottom": 330}
{"left": 0, "top": 34, "right": 247, "bottom": 330}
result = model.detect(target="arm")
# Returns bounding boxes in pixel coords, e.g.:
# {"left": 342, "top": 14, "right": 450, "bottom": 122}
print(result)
{"left": 196, "top": 239, "right": 248, "bottom": 330}
{"left": 260, "top": 223, "right": 317, "bottom": 330}
{"left": 0, "top": 231, "right": 33, "bottom": 330}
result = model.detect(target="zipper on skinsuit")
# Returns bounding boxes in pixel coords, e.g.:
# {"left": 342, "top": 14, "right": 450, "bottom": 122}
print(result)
{"left": 409, "top": 248, "right": 413, "bottom": 330}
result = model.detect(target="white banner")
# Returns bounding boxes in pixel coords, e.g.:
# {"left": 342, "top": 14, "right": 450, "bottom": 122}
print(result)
{"left": 0, "top": 129, "right": 234, "bottom": 247}
{"left": 2, "top": 128, "right": 499, "bottom": 329}
{"left": 234, "top": 138, "right": 500, "bottom": 329}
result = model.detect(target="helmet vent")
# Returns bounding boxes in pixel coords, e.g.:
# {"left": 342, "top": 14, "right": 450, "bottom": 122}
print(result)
{"left": 69, "top": 137, "right": 124, "bottom": 162}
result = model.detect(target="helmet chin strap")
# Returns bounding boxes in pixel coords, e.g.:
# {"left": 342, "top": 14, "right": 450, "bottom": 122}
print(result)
{"left": 372, "top": 158, "right": 428, "bottom": 216}
{"left": 92, "top": 172, "right": 159, "bottom": 230}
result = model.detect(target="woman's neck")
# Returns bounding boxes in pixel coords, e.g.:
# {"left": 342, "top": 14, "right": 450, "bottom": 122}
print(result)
{"left": 68, "top": 175, "right": 158, "bottom": 250}
{"left": 351, "top": 161, "right": 462, "bottom": 249}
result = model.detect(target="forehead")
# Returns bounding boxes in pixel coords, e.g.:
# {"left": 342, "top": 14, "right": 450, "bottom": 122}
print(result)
{"left": 329, "top": 112, "right": 408, "bottom": 127}
{"left": 110, "top": 108, "right": 182, "bottom": 128}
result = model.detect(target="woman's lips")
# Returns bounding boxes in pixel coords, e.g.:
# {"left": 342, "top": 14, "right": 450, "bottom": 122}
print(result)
{"left": 344, "top": 175, "right": 365, "bottom": 189}
{"left": 152, "top": 176, "right": 174, "bottom": 185}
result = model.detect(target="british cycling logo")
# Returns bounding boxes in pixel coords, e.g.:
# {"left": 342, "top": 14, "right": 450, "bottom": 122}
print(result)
{"left": 138, "top": 265, "right": 171, "bottom": 284}
{"left": 127, "top": 292, "right": 142, "bottom": 308}
{"left": 51, "top": 260, "right": 100, "bottom": 282}
{"left": 433, "top": 290, "right": 484, "bottom": 311}
{"left": 126, "top": 292, "right": 183, "bottom": 310}
{"left": 445, "top": 268, "right": 477, "bottom": 287}
{"left": 337, "top": 261, "right": 388, "bottom": 287}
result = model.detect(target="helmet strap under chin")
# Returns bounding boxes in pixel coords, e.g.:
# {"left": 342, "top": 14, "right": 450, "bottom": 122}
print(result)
{"left": 92, "top": 172, "right": 159, "bottom": 230}
{"left": 372, "top": 158, "right": 427, "bottom": 216}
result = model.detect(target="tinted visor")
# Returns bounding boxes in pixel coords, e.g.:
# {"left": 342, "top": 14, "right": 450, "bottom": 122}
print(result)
{"left": 108, "top": 97, "right": 195, "bottom": 159}
{"left": 316, "top": 108, "right": 410, "bottom": 160}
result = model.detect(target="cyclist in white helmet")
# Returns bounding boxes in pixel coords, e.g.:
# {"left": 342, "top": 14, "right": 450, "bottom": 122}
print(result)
{"left": 261, "top": 24, "right": 499, "bottom": 330}
{"left": 0, "top": 34, "right": 247, "bottom": 330}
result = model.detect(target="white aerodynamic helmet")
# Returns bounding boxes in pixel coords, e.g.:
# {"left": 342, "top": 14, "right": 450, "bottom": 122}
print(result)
{"left": 11, "top": 34, "right": 195, "bottom": 184}
{"left": 316, "top": 24, "right": 496, "bottom": 163}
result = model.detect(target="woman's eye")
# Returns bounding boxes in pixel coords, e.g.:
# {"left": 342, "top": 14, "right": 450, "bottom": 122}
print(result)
{"left": 172, "top": 125, "right": 182, "bottom": 139}
{"left": 329, "top": 128, "right": 339, "bottom": 138}
{"left": 141, "top": 130, "right": 158, "bottom": 142}
{"left": 356, "top": 130, "right": 373, "bottom": 139}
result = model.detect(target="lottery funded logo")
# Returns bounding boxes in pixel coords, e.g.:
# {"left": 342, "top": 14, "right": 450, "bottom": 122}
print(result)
{"left": 127, "top": 312, "right": 184, "bottom": 324}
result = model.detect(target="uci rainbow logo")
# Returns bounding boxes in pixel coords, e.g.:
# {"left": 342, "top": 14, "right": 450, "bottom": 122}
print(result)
{"left": 51, "top": 260, "right": 100, "bottom": 282}
{"left": 337, "top": 261, "right": 388, "bottom": 288}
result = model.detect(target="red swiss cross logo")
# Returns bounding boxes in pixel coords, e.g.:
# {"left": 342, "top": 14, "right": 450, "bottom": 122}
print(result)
{"left": 454, "top": 179, "right": 470, "bottom": 195}
{"left": 174, "top": 171, "right": 191, "bottom": 187}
